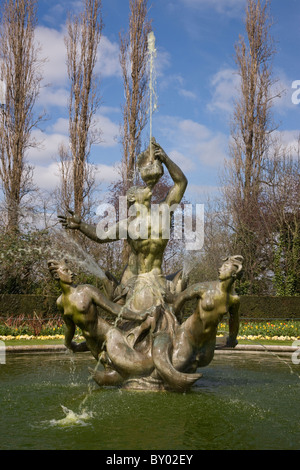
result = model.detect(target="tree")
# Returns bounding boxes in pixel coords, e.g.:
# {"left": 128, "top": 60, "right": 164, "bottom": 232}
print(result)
{"left": 261, "top": 141, "right": 300, "bottom": 295}
{"left": 108, "top": 0, "right": 151, "bottom": 266}
{"left": 56, "top": 142, "right": 98, "bottom": 221}
{"left": 63, "top": 0, "right": 103, "bottom": 218}
{"left": 221, "top": 0, "right": 280, "bottom": 292}
{"left": 119, "top": 0, "right": 152, "bottom": 191}
{"left": 0, "top": 0, "right": 44, "bottom": 232}
{"left": 55, "top": 143, "right": 73, "bottom": 216}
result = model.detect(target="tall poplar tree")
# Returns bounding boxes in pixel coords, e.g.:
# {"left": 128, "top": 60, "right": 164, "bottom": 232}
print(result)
{"left": 119, "top": 0, "right": 152, "bottom": 191}
{"left": 64, "top": 0, "right": 103, "bottom": 218}
{"left": 0, "top": 0, "right": 44, "bottom": 232}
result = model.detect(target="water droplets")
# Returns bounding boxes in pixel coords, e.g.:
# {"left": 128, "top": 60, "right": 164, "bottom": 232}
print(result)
{"left": 49, "top": 405, "right": 94, "bottom": 428}
{"left": 148, "top": 31, "right": 158, "bottom": 147}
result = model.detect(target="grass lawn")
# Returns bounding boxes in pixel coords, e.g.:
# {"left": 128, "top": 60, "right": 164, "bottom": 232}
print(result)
{"left": 4, "top": 338, "right": 65, "bottom": 347}
{"left": 238, "top": 338, "right": 295, "bottom": 346}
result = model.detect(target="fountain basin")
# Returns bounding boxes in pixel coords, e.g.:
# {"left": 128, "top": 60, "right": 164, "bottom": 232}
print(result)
{"left": 0, "top": 351, "right": 299, "bottom": 450}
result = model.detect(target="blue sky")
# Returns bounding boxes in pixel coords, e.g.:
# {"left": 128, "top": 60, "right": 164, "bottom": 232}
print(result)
{"left": 29, "top": 0, "right": 300, "bottom": 204}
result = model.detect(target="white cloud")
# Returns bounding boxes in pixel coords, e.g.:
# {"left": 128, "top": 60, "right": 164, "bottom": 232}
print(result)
{"left": 169, "top": 150, "right": 196, "bottom": 171}
{"left": 50, "top": 118, "right": 69, "bottom": 135}
{"left": 32, "top": 162, "right": 61, "bottom": 191}
{"left": 208, "top": 67, "right": 295, "bottom": 117}
{"left": 27, "top": 129, "right": 69, "bottom": 164}
{"left": 96, "top": 36, "right": 121, "bottom": 78}
{"left": 208, "top": 67, "right": 239, "bottom": 114}
{"left": 26, "top": 113, "right": 120, "bottom": 191}
{"left": 31, "top": 159, "right": 120, "bottom": 193}
{"left": 38, "top": 86, "right": 69, "bottom": 109}
{"left": 35, "top": 24, "right": 121, "bottom": 113}
{"left": 41, "top": 2, "right": 82, "bottom": 28}
{"left": 101, "top": 106, "right": 120, "bottom": 115}
{"left": 178, "top": 119, "right": 212, "bottom": 140}
{"left": 195, "top": 134, "right": 228, "bottom": 166}
{"left": 94, "top": 114, "right": 120, "bottom": 148}
{"left": 159, "top": 70, "right": 198, "bottom": 102}
{"left": 32, "top": 160, "right": 120, "bottom": 193}
{"left": 178, "top": 88, "right": 198, "bottom": 100}
{"left": 157, "top": 115, "right": 228, "bottom": 169}
{"left": 27, "top": 110, "right": 119, "bottom": 166}
{"left": 95, "top": 163, "right": 121, "bottom": 184}
{"left": 36, "top": 26, "right": 68, "bottom": 87}
{"left": 272, "top": 130, "right": 300, "bottom": 157}
{"left": 156, "top": 48, "right": 172, "bottom": 77}
{"left": 36, "top": 24, "right": 121, "bottom": 84}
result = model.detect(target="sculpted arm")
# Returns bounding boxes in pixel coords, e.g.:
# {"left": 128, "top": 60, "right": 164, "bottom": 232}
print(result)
{"left": 57, "top": 299, "right": 88, "bottom": 353}
{"left": 226, "top": 299, "right": 240, "bottom": 348}
{"left": 63, "top": 316, "right": 76, "bottom": 350}
{"left": 63, "top": 316, "right": 89, "bottom": 353}
{"left": 89, "top": 286, "right": 151, "bottom": 322}
{"left": 153, "top": 142, "right": 187, "bottom": 206}
{"left": 56, "top": 298, "right": 75, "bottom": 351}
{"left": 58, "top": 209, "right": 127, "bottom": 244}
{"left": 173, "top": 283, "right": 206, "bottom": 318}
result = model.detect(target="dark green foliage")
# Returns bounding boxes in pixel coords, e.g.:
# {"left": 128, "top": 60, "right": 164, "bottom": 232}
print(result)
{"left": 239, "top": 295, "right": 300, "bottom": 320}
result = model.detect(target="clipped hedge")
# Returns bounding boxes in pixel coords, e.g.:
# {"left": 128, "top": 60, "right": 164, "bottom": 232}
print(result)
{"left": 0, "top": 294, "right": 57, "bottom": 317}
{"left": 0, "top": 294, "right": 299, "bottom": 320}
{"left": 240, "top": 296, "right": 300, "bottom": 320}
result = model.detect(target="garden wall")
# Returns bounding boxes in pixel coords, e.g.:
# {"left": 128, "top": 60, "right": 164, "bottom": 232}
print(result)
{"left": 0, "top": 294, "right": 299, "bottom": 320}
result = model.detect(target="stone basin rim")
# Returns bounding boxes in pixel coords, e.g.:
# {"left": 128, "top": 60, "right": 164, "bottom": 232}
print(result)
{"left": 2, "top": 344, "right": 298, "bottom": 354}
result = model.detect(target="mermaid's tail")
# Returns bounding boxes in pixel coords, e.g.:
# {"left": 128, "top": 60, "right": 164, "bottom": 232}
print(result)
{"left": 152, "top": 332, "right": 202, "bottom": 392}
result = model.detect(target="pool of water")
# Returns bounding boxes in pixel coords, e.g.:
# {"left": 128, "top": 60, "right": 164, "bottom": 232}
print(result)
{"left": 0, "top": 351, "right": 299, "bottom": 450}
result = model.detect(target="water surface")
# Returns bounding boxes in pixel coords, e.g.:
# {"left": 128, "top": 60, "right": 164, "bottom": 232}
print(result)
{"left": 0, "top": 351, "right": 299, "bottom": 450}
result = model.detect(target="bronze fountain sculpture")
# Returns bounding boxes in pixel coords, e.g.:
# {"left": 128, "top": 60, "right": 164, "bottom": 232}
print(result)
{"left": 52, "top": 139, "right": 243, "bottom": 392}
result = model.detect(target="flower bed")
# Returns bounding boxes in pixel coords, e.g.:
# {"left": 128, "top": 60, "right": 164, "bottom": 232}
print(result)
{"left": 0, "top": 334, "right": 83, "bottom": 341}
{"left": 0, "top": 318, "right": 299, "bottom": 342}
{"left": 218, "top": 320, "right": 300, "bottom": 341}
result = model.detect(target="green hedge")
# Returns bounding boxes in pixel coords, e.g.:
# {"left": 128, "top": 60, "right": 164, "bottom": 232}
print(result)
{"left": 0, "top": 294, "right": 299, "bottom": 320}
{"left": 239, "top": 296, "right": 300, "bottom": 320}
{"left": 0, "top": 294, "right": 57, "bottom": 317}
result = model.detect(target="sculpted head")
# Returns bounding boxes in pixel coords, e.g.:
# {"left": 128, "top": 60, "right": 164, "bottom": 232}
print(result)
{"left": 218, "top": 256, "right": 244, "bottom": 281}
{"left": 48, "top": 259, "right": 75, "bottom": 284}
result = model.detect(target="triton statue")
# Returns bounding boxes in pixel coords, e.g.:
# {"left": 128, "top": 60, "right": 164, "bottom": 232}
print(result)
{"left": 54, "top": 139, "right": 243, "bottom": 392}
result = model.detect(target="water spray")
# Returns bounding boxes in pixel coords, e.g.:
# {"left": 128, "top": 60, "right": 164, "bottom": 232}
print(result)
{"left": 148, "top": 31, "right": 158, "bottom": 161}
